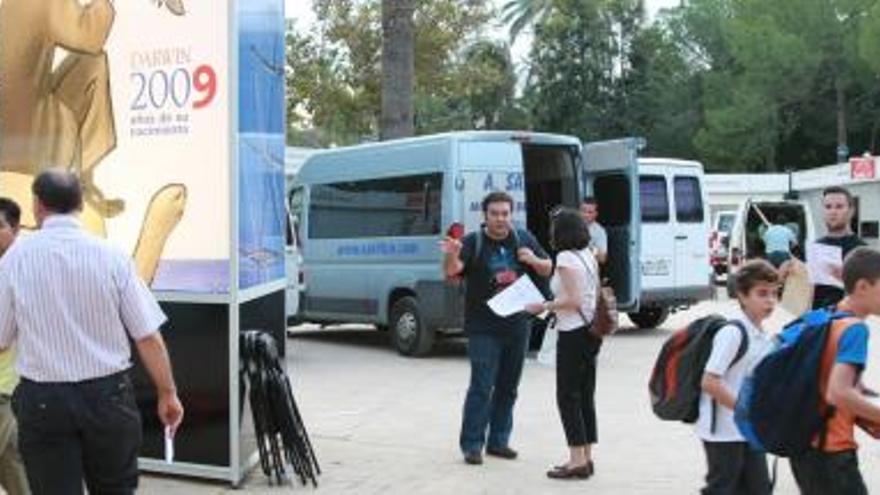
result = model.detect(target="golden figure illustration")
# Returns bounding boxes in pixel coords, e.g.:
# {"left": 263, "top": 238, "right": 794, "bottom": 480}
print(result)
{"left": 0, "top": 0, "right": 188, "bottom": 284}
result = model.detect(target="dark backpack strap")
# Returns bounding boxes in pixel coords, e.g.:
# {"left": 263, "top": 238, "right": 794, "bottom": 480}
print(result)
{"left": 467, "top": 229, "right": 483, "bottom": 269}
{"left": 728, "top": 320, "right": 750, "bottom": 367}
{"left": 710, "top": 320, "right": 750, "bottom": 434}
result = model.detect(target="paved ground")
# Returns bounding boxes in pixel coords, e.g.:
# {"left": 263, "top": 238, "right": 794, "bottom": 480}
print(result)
{"left": 139, "top": 290, "right": 880, "bottom": 494}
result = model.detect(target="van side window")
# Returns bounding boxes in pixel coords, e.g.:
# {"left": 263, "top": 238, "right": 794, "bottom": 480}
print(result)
{"left": 593, "top": 175, "right": 631, "bottom": 226}
{"left": 639, "top": 175, "right": 669, "bottom": 223}
{"left": 673, "top": 176, "right": 704, "bottom": 223}
{"left": 309, "top": 173, "right": 443, "bottom": 239}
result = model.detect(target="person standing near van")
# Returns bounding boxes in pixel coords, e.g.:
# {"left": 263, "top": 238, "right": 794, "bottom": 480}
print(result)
{"left": 0, "top": 198, "right": 29, "bottom": 495}
{"left": 811, "top": 187, "right": 865, "bottom": 310}
{"left": 579, "top": 197, "right": 607, "bottom": 265}
{"left": 441, "top": 191, "right": 552, "bottom": 465}
{"left": 525, "top": 208, "right": 601, "bottom": 480}
{"left": 759, "top": 213, "right": 798, "bottom": 269}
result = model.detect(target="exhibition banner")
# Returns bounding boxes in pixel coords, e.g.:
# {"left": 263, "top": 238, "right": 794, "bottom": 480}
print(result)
{"left": 0, "top": 0, "right": 232, "bottom": 293}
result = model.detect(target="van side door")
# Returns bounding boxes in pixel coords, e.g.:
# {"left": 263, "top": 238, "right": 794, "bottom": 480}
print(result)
{"left": 671, "top": 171, "right": 710, "bottom": 295}
{"left": 637, "top": 170, "right": 675, "bottom": 301}
{"left": 581, "top": 138, "right": 642, "bottom": 311}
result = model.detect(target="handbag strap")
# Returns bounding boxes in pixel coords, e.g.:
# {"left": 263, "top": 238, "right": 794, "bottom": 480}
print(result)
{"left": 567, "top": 250, "right": 598, "bottom": 326}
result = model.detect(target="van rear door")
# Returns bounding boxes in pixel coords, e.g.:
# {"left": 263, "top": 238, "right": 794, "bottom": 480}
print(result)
{"left": 581, "top": 138, "right": 642, "bottom": 311}
{"left": 286, "top": 186, "right": 305, "bottom": 319}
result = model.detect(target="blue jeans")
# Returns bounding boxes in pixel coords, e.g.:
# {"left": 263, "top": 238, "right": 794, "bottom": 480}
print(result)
{"left": 459, "top": 329, "right": 529, "bottom": 454}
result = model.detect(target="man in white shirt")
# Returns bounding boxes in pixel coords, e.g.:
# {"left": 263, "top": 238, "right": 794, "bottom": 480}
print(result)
{"left": 0, "top": 170, "right": 183, "bottom": 494}
{"left": 579, "top": 197, "right": 607, "bottom": 265}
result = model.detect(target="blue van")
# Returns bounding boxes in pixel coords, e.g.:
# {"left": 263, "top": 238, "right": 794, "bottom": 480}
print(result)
{"left": 289, "top": 131, "right": 649, "bottom": 355}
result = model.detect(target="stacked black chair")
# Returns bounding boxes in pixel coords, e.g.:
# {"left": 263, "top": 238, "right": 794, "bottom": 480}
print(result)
{"left": 241, "top": 330, "right": 320, "bottom": 487}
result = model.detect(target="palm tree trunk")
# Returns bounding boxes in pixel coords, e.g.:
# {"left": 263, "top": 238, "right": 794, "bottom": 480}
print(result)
{"left": 836, "top": 75, "right": 847, "bottom": 161}
{"left": 380, "top": 0, "right": 415, "bottom": 140}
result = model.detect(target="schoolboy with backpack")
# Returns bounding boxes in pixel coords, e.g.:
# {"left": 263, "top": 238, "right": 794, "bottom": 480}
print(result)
{"left": 735, "top": 247, "right": 880, "bottom": 495}
{"left": 650, "top": 260, "right": 779, "bottom": 494}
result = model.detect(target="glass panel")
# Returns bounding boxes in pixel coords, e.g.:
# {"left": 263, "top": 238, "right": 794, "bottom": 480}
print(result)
{"left": 309, "top": 173, "right": 443, "bottom": 239}
{"left": 674, "top": 176, "right": 704, "bottom": 223}
{"left": 639, "top": 176, "right": 669, "bottom": 223}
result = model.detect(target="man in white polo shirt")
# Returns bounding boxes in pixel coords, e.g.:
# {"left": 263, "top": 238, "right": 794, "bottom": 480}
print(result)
{"left": 580, "top": 197, "right": 608, "bottom": 265}
{"left": 0, "top": 170, "right": 183, "bottom": 494}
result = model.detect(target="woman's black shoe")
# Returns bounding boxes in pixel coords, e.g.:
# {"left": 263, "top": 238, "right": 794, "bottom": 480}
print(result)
{"left": 546, "top": 461, "right": 594, "bottom": 480}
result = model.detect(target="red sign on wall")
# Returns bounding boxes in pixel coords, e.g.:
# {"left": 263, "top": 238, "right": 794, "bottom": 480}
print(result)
{"left": 850, "top": 156, "right": 876, "bottom": 179}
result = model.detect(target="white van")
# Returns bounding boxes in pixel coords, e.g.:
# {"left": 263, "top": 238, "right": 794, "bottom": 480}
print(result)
{"left": 725, "top": 198, "right": 815, "bottom": 294}
{"left": 615, "top": 158, "right": 713, "bottom": 328}
{"left": 289, "top": 132, "right": 710, "bottom": 355}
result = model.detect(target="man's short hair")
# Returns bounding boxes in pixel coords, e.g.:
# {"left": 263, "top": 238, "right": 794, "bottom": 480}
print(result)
{"left": 0, "top": 198, "right": 21, "bottom": 229}
{"left": 31, "top": 169, "right": 83, "bottom": 214}
{"left": 482, "top": 191, "right": 514, "bottom": 213}
{"left": 582, "top": 197, "right": 598, "bottom": 207}
{"left": 822, "top": 186, "right": 854, "bottom": 207}
{"left": 734, "top": 259, "right": 779, "bottom": 296}
{"left": 843, "top": 247, "right": 880, "bottom": 293}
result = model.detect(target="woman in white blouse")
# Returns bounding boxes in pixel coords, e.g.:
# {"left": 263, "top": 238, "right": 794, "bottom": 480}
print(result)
{"left": 527, "top": 207, "right": 601, "bottom": 480}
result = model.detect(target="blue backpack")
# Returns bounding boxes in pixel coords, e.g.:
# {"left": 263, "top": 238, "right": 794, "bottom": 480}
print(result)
{"left": 734, "top": 308, "right": 853, "bottom": 456}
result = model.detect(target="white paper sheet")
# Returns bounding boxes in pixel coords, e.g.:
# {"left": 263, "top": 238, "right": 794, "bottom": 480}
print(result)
{"left": 164, "top": 426, "right": 175, "bottom": 464}
{"left": 487, "top": 275, "right": 546, "bottom": 317}
{"left": 806, "top": 243, "right": 843, "bottom": 288}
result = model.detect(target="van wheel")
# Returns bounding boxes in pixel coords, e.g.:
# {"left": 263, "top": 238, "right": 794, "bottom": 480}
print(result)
{"left": 390, "top": 297, "right": 434, "bottom": 357}
{"left": 628, "top": 307, "right": 669, "bottom": 329}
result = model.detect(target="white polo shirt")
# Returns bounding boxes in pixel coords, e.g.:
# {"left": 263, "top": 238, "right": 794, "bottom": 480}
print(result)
{"left": 695, "top": 309, "right": 775, "bottom": 442}
{"left": 0, "top": 215, "right": 166, "bottom": 382}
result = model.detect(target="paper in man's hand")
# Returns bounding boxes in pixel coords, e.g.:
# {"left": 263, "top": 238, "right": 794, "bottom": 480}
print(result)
{"left": 487, "top": 275, "right": 545, "bottom": 317}
{"left": 806, "top": 243, "right": 843, "bottom": 288}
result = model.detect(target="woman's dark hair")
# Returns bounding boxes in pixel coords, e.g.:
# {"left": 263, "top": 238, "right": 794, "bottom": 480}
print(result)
{"left": 550, "top": 207, "right": 590, "bottom": 251}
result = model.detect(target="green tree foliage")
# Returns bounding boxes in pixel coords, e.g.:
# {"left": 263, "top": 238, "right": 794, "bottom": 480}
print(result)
{"left": 693, "top": 0, "right": 880, "bottom": 170}
{"left": 526, "top": 0, "right": 644, "bottom": 139}
{"left": 286, "top": 0, "right": 521, "bottom": 146}
{"left": 290, "top": 0, "right": 880, "bottom": 171}
{"left": 500, "top": 0, "right": 555, "bottom": 41}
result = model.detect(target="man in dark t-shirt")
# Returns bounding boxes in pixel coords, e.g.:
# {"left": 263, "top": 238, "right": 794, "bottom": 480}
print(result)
{"left": 811, "top": 186, "right": 866, "bottom": 309}
{"left": 442, "top": 191, "right": 551, "bottom": 466}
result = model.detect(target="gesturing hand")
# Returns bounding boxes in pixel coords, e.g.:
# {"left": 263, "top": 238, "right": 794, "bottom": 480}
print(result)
{"left": 440, "top": 237, "right": 462, "bottom": 256}
{"left": 517, "top": 247, "right": 537, "bottom": 265}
